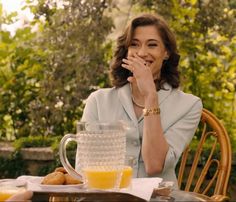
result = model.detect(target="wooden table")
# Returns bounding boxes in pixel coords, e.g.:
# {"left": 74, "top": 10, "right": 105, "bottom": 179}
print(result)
{"left": 32, "top": 191, "right": 146, "bottom": 202}
{"left": 151, "top": 190, "right": 211, "bottom": 201}
{"left": 32, "top": 190, "right": 211, "bottom": 202}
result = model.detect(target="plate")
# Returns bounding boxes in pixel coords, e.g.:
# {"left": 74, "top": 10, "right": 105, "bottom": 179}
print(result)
{"left": 27, "top": 176, "right": 84, "bottom": 191}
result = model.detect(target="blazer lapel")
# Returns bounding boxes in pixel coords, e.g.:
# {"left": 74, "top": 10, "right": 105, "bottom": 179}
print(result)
{"left": 158, "top": 83, "right": 173, "bottom": 106}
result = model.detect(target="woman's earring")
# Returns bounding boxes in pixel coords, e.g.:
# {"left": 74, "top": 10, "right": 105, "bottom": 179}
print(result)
{"left": 164, "top": 56, "right": 169, "bottom": 60}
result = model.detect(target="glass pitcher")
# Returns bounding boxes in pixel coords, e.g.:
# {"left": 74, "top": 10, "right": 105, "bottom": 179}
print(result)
{"left": 59, "top": 121, "right": 128, "bottom": 190}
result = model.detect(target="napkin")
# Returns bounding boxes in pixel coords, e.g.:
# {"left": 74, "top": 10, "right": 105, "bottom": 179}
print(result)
{"left": 121, "top": 177, "right": 162, "bottom": 201}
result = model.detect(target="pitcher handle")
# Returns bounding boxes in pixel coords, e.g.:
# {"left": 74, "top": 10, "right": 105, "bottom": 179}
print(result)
{"left": 59, "top": 134, "right": 83, "bottom": 181}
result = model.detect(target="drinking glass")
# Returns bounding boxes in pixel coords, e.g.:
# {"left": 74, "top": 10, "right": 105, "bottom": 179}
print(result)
{"left": 120, "top": 166, "right": 133, "bottom": 189}
{"left": 0, "top": 179, "right": 26, "bottom": 201}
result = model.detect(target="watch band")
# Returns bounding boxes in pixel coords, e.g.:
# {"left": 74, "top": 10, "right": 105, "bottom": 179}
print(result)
{"left": 143, "top": 107, "right": 160, "bottom": 116}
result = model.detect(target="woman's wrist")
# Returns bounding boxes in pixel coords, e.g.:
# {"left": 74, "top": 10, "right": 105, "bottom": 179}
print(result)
{"left": 144, "top": 93, "right": 158, "bottom": 108}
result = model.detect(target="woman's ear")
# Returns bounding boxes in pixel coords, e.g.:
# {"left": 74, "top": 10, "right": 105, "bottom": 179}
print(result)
{"left": 164, "top": 51, "right": 169, "bottom": 60}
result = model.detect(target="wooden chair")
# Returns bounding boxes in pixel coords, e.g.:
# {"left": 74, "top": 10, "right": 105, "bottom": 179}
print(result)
{"left": 177, "top": 108, "right": 232, "bottom": 201}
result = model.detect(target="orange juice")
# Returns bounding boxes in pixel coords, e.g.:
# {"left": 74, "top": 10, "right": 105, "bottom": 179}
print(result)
{"left": 83, "top": 166, "right": 133, "bottom": 190}
{"left": 84, "top": 168, "right": 121, "bottom": 189}
{"left": 120, "top": 166, "right": 133, "bottom": 188}
{"left": 0, "top": 190, "right": 19, "bottom": 201}
{"left": 0, "top": 192, "right": 13, "bottom": 201}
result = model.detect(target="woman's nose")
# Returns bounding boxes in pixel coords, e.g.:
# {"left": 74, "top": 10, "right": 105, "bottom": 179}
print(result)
{"left": 136, "top": 45, "right": 147, "bottom": 56}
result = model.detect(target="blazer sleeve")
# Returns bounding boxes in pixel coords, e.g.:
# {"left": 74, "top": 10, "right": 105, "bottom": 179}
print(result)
{"left": 162, "top": 99, "right": 203, "bottom": 173}
{"left": 81, "top": 92, "right": 98, "bottom": 122}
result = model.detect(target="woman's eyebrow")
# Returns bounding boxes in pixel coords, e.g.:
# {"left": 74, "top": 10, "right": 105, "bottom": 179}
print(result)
{"left": 132, "top": 38, "right": 160, "bottom": 43}
{"left": 147, "top": 39, "right": 160, "bottom": 43}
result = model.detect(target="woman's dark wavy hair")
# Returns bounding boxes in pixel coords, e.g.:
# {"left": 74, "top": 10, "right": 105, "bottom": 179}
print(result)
{"left": 109, "top": 13, "right": 180, "bottom": 90}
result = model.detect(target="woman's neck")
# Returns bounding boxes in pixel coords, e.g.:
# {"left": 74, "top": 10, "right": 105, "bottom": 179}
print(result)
{"left": 130, "top": 83, "right": 145, "bottom": 108}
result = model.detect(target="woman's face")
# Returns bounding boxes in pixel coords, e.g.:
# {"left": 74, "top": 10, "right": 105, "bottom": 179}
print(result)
{"left": 127, "top": 25, "right": 169, "bottom": 79}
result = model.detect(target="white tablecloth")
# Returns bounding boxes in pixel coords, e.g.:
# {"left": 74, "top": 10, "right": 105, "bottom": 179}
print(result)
{"left": 17, "top": 175, "right": 162, "bottom": 201}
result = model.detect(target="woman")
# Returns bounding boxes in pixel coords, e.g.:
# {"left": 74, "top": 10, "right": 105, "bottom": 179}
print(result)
{"left": 80, "top": 13, "right": 202, "bottom": 189}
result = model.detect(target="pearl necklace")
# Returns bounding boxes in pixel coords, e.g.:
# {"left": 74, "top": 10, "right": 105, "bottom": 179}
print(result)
{"left": 130, "top": 84, "right": 145, "bottom": 108}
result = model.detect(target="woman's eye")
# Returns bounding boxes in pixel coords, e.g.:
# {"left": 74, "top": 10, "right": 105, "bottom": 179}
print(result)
{"left": 148, "top": 43, "right": 158, "bottom": 47}
{"left": 130, "top": 43, "right": 138, "bottom": 47}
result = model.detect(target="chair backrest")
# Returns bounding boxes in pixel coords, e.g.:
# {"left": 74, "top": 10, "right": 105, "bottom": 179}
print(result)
{"left": 177, "top": 108, "right": 231, "bottom": 196}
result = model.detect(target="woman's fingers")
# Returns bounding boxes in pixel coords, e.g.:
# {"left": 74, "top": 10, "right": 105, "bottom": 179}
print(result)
{"left": 127, "top": 76, "right": 135, "bottom": 83}
{"left": 121, "top": 61, "right": 133, "bottom": 72}
{"left": 133, "top": 53, "right": 147, "bottom": 65}
{"left": 122, "top": 56, "right": 147, "bottom": 73}
{"left": 127, "top": 55, "right": 145, "bottom": 67}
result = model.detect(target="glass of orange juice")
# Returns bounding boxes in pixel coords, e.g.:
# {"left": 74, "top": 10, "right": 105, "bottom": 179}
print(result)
{"left": 83, "top": 165, "right": 133, "bottom": 190}
{"left": 83, "top": 166, "right": 123, "bottom": 190}
{"left": 0, "top": 179, "right": 26, "bottom": 201}
{"left": 120, "top": 166, "right": 133, "bottom": 189}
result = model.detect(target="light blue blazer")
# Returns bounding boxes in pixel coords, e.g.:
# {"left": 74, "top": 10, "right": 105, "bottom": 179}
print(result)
{"left": 80, "top": 83, "right": 203, "bottom": 188}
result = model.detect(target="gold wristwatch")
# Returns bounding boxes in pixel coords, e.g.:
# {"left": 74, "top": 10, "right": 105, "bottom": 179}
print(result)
{"left": 143, "top": 107, "right": 160, "bottom": 116}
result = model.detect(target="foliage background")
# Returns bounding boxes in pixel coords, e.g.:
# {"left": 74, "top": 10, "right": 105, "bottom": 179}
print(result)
{"left": 0, "top": 0, "right": 235, "bottom": 198}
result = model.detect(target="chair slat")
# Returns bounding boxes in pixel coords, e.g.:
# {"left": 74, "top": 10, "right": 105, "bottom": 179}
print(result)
{"left": 194, "top": 135, "right": 217, "bottom": 192}
{"left": 177, "top": 146, "right": 190, "bottom": 188}
{"left": 202, "top": 160, "right": 220, "bottom": 195}
{"left": 185, "top": 122, "right": 207, "bottom": 191}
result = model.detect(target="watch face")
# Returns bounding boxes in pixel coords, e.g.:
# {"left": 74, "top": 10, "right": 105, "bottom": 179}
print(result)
{"left": 142, "top": 109, "right": 148, "bottom": 116}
